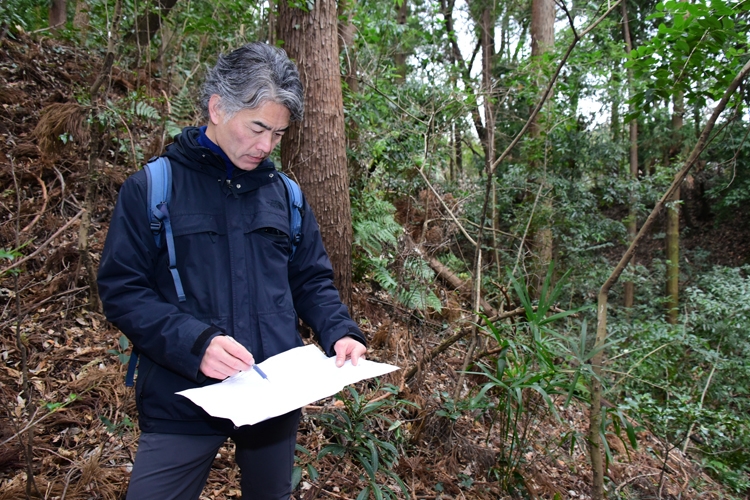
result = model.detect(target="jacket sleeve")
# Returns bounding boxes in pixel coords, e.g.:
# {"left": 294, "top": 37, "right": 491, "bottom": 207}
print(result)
{"left": 287, "top": 196, "right": 366, "bottom": 356}
{"left": 97, "top": 171, "right": 215, "bottom": 382}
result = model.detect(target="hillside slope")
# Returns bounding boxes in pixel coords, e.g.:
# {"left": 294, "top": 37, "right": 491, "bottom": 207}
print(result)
{"left": 0, "top": 31, "right": 735, "bottom": 500}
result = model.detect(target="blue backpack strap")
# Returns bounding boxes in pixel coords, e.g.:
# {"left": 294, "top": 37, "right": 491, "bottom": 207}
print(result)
{"left": 144, "top": 157, "right": 186, "bottom": 302}
{"left": 125, "top": 346, "right": 139, "bottom": 387}
{"left": 278, "top": 172, "right": 304, "bottom": 261}
{"left": 127, "top": 157, "right": 186, "bottom": 387}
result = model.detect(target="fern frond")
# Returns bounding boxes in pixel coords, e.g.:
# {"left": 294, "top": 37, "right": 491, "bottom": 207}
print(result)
{"left": 135, "top": 101, "right": 161, "bottom": 120}
{"left": 165, "top": 120, "right": 182, "bottom": 139}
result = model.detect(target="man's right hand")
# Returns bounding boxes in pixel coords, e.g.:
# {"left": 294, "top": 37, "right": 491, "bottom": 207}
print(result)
{"left": 199, "top": 336, "right": 254, "bottom": 379}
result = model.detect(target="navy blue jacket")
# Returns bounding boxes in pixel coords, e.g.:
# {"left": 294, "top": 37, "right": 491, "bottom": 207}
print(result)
{"left": 98, "top": 127, "right": 365, "bottom": 435}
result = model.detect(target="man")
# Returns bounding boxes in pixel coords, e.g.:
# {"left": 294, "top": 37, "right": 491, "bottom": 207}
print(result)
{"left": 98, "top": 42, "right": 367, "bottom": 500}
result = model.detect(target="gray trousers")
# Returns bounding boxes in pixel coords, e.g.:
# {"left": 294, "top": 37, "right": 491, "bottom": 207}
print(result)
{"left": 126, "top": 410, "right": 301, "bottom": 500}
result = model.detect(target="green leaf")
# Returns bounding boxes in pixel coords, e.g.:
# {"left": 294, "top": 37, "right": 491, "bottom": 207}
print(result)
{"left": 317, "top": 444, "right": 346, "bottom": 459}
{"left": 356, "top": 486, "right": 370, "bottom": 500}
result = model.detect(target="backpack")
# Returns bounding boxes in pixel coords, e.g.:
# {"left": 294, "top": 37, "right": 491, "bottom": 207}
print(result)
{"left": 125, "top": 156, "right": 305, "bottom": 386}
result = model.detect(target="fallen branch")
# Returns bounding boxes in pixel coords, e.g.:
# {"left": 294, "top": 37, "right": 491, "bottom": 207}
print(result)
{"left": 403, "top": 306, "right": 527, "bottom": 384}
{"left": 0, "top": 209, "right": 84, "bottom": 276}
{"left": 427, "top": 255, "right": 498, "bottom": 318}
{"left": 20, "top": 172, "right": 48, "bottom": 235}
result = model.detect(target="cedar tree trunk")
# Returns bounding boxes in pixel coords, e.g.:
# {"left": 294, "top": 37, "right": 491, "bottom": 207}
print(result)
{"left": 278, "top": 0, "right": 354, "bottom": 308}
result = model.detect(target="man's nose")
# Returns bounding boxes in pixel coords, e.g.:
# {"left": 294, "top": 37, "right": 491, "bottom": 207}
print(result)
{"left": 257, "top": 133, "right": 273, "bottom": 154}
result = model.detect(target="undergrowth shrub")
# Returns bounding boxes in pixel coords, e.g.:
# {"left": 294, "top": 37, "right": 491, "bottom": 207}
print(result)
{"left": 297, "top": 385, "right": 416, "bottom": 499}
{"left": 352, "top": 188, "right": 441, "bottom": 312}
{"left": 607, "top": 265, "right": 750, "bottom": 494}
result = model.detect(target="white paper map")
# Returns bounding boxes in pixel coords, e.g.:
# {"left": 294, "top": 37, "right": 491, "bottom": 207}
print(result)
{"left": 177, "top": 344, "right": 399, "bottom": 426}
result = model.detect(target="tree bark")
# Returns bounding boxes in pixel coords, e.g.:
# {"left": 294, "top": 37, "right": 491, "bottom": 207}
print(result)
{"left": 73, "top": 0, "right": 89, "bottom": 32}
{"left": 480, "top": 5, "right": 501, "bottom": 280}
{"left": 49, "top": 0, "right": 67, "bottom": 29}
{"left": 338, "top": 0, "right": 362, "bottom": 186}
{"left": 278, "top": 0, "right": 354, "bottom": 308}
{"left": 529, "top": 0, "right": 555, "bottom": 294}
{"left": 129, "top": 0, "right": 179, "bottom": 46}
{"left": 666, "top": 186, "right": 680, "bottom": 323}
{"left": 666, "top": 91, "right": 684, "bottom": 324}
{"left": 268, "top": 0, "right": 277, "bottom": 45}
{"left": 394, "top": 0, "right": 409, "bottom": 81}
{"left": 622, "top": 0, "right": 638, "bottom": 308}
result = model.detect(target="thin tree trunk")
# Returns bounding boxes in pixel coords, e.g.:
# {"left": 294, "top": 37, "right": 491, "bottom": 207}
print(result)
{"left": 278, "top": 0, "right": 354, "bottom": 308}
{"left": 268, "top": 0, "right": 276, "bottom": 45}
{"left": 622, "top": 0, "right": 638, "bottom": 308}
{"left": 83, "top": 0, "right": 123, "bottom": 312}
{"left": 49, "top": 0, "right": 67, "bottom": 29}
{"left": 588, "top": 56, "right": 750, "bottom": 500}
{"left": 129, "top": 0, "right": 179, "bottom": 46}
{"left": 394, "top": 0, "right": 409, "bottom": 81}
{"left": 479, "top": 5, "right": 501, "bottom": 282}
{"left": 666, "top": 92, "right": 684, "bottom": 324}
{"left": 338, "top": 0, "right": 362, "bottom": 185}
{"left": 666, "top": 187, "right": 680, "bottom": 322}
{"left": 529, "top": 0, "right": 555, "bottom": 294}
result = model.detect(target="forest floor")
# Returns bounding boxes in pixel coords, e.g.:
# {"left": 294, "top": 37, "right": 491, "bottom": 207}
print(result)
{"left": 1, "top": 31, "right": 747, "bottom": 500}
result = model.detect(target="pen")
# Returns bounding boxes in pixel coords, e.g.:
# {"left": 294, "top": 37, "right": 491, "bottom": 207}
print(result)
{"left": 252, "top": 364, "right": 269, "bottom": 381}
{"left": 228, "top": 336, "right": 270, "bottom": 381}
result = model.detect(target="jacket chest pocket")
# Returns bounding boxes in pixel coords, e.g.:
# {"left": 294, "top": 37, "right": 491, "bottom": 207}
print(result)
{"left": 171, "top": 214, "right": 226, "bottom": 239}
{"left": 243, "top": 210, "right": 291, "bottom": 254}
{"left": 168, "top": 214, "right": 228, "bottom": 266}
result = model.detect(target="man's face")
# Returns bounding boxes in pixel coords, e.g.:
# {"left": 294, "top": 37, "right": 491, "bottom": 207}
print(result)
{"left": 206, "top": 95, "right": 291, "bottom": 171}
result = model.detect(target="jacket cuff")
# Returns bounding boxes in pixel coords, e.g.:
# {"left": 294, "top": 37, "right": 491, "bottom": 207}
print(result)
{"left": 191, "top": 325, "right": 223, "bottom": 356}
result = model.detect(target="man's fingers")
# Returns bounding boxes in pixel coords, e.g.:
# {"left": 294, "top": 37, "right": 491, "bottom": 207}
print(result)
{"left": 335, "top": 349, "right": 347, "bottom": 367}
{"left": 350, "top": 350, "right": 365, "bottom": 366}
{"left": 333, "top": 337, "right": 367, "bottom": 367}
{"left": 200, "top": 336, "right": 254, "bottom": 378}
{"left": 224, "top": 337, "right": 254, "bottom": 369}
{"left": 350, "top": 344, "right": 366, "bottom": 366}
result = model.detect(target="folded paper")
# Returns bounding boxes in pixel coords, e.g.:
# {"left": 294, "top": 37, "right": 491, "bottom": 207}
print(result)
{"left": 177, "top": 344, "right": 399, "bottom": 426}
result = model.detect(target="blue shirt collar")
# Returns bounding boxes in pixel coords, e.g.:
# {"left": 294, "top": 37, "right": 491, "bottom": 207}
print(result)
{"left": 197, "top": 125, "right": 235, "bottom": 179}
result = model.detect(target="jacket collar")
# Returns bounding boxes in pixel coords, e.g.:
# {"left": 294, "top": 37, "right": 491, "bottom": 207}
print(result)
{"left": 165, "top": 126, "right": 280, "bottom": 193}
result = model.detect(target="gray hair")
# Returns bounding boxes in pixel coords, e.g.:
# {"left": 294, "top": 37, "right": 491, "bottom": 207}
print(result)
{"left": 200, "top": 42, "right": 304, "bottom": 122}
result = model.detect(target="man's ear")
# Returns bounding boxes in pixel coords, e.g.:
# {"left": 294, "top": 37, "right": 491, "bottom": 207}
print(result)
{"left": 208, "top": 95, "right": 223, "bottom": 125}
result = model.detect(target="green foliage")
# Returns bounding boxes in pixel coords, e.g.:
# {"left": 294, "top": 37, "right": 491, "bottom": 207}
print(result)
{"left": 462, "top": 267, "right": 628, "bottom": 490}
{"left": 292, "top": 444, "right": 319, "bottom": 492}
{"left": 626, "top": 0, "right": 750, "bottom": 115}
{"left": 352, "top": 189, "right": 441, "bottom": 313}
{"left": 99, "top": 414, "right": 134, "bottom": 437}
{"left": 43, "top": 393, "right": 78, "bottom": 413}
{"left": 0, "top": 247, "right": 19, "bottom": 262}
{"left": 312, "top": 385, "right": 415, "bottom": 499}
{"left": 0, "top": 0, "right": 48, "bottom": 33}
{"left": 607, "top": 266, "right": 750, "bottom": 490}
{"left": 107, "top": 334, "right": 131, "bottom": 365}
{"left": 1, "top": 246, "right": 25, "bottom": 277}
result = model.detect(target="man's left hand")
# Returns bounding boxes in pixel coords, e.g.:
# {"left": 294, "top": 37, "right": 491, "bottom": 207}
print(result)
{"left": 334, "top": 337, "right": 367, "bottom": 367}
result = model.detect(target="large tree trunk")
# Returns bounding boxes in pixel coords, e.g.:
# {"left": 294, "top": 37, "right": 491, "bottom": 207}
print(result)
{"left": 622, "top": 0, "right": 638, "bottom": 308}
{"left": 278, "top": 0, "right": 354, "bottom": 308}
{"left": 529, "top": 0, "right": 555, "bottom": 294}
